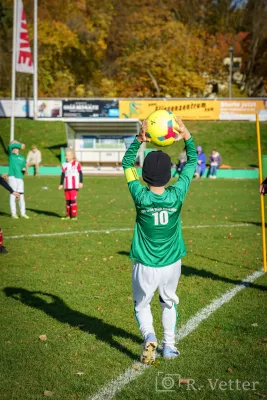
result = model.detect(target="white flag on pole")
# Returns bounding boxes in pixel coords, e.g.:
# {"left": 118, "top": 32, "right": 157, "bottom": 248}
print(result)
{"left": 16, "top": 0, "right": 34, "bottom": 73}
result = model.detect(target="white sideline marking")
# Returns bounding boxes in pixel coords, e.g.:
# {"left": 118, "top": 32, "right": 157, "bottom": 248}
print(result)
{"left": 88, "top": 269, "right": 264, "bottom": 400}
{"left": 5, "top": 223, "right": 253, "bottom": 240}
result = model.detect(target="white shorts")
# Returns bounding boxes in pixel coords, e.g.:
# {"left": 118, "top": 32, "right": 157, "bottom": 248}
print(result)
{"left": 8, "top": 176, "right": 24, "bottom": 193}
{"left": 132, "top": 260, "right": 181, "bottom": 309}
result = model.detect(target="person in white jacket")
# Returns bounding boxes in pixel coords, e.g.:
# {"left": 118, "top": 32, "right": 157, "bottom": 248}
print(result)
{"left": 26, "top": 145, "right": 42, "bottom": 176}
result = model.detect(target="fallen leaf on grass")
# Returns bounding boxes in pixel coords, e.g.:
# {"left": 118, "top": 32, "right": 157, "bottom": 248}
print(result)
{"left": 76, "top": 372, "right": 84, "bottom": 376}
{"left": 227, "top": 368, "right": 233, "bottom": 373}
{"left": 179, "top": 378, "right": 191, "bottom": 385}
{"left": 44, "top": 390, "right": 54, "bottom": 397}
{"left": 39, "top": 334, "right": 47, "bottom": 341}
{"left": 251, "top": 323, "right": 258, "bottom": 327}
{"left": 227, "top": 233, "right": 233, "bottom": 238}
{"left": 7, "top": 340, "right": 12, "bottom": 344}
{"left": 87, "top": 346, "right": 96, "bottom": 351}
{"left": 153, "top": 361, "right": 160, "bottom": 367}
{"left": 97, "top": 306, "right": 103, "bottom": 311}
{"left": 133, "top": 364, "right": 140, "bottom": 371}
{"left": 254, "top": 393, "right": 267, "bottom": 398}
{"left": 103, "top": 258, "right": 107, "bottom": 261}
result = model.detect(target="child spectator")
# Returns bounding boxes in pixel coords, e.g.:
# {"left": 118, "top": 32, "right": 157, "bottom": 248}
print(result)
{"left": 58, "top": 148, "right": 83, "bottom": 220}
{"left": 26, "top": 145, "right": 42, "bottom": 176}
{"left": 209, "top": 149, "right": 222, "bottom": 179}
{"left": 194, "top": 145, "right": 206, "bottom": 178}
{"left": 173, "top": 147, "right": 187, "bottom": 177}
{"left": 122, "top": 117, "right": 197, "bottom": 364}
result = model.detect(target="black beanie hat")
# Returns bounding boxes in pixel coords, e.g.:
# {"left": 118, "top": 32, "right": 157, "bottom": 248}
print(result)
{"left": 142, "top": 151, "right": 171, "bottom": 187}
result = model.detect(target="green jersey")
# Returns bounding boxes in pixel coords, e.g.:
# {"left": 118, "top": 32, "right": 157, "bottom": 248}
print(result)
{"left": 122, "top": 137, "right": 197, "bottom": 267}
{"left": 8, "top": 143, "right": 26, "bottom": 179}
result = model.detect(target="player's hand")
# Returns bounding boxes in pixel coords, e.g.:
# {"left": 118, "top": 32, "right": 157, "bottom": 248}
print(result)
{"left": 12, "top": 191, "right": 20, "bottom": 199}
{"left": 79, "top": 183, "right": 83, "bottom": 189}
{"left": 173, "top": 116, "right": 191, "bottom": 141}
{"left": 136, "top": 120, "right": 150, "bottom": 143}
{"left": 21, "top": 143, "right": 26, "bottom": 149}
{"left": 58, "top": 185, "right": 63, "bottom": 190}
{"left": 1, "top": 174, "right": 8, "bottom": 180}
{"left": 260, "top": 183, "right": 267, "bottom": 195}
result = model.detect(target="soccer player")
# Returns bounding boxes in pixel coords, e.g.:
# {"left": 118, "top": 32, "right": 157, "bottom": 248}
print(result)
{"left": 58, "top": 148, "right": 83, "bottom": 220}
{"left": 0, "top": 174, "right": 20, "bottom": 253}
{"left": 8, "top": 141, "right": 29, "bottom": 219}
{"left": 122, "top": 116, "right": 197, "bottom": 364}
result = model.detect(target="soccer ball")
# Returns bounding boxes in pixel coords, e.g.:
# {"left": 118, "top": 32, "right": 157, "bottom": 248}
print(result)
{"left": 145, "top": 110, "right": 179, "bottom": 147}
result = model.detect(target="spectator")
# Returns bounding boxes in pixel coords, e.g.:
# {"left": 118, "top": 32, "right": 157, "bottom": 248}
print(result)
{"left": 174, "top": 147, "right": 187, "bottom": 177}
{"left": 26, "top": 145, "right": 42, "bottom": 176}
{"left": 194, "top": 146, "right": 206, "bottom": 178}
{"left": 209, "top": 149, "right": 222, "bottom": 179}
{"left": 260, "top": 178, "right": 267, "bottom": 195}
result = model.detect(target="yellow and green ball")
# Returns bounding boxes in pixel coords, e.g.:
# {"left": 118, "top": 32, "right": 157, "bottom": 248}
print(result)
{"left": 146, "top": 110, "right": 179, "bottom": 147}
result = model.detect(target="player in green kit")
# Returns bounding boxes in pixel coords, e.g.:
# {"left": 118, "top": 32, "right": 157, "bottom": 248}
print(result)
{"left": 8, "top": 141, "right": 29, "bottom": 219}
{"left": 122, "top": 116, "right": 197, "bottom": 364}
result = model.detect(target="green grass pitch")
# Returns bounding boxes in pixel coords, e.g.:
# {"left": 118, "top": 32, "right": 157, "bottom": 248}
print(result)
{"left": 0, "top": 176, "right": 267, "bottom": 399}
{"left": 0, "top": 119, "right": 267, "bottom": 168}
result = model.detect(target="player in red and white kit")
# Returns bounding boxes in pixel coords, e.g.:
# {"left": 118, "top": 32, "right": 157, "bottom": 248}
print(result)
{"left": 58, "top": 148, "right": 83, "bottom": 220}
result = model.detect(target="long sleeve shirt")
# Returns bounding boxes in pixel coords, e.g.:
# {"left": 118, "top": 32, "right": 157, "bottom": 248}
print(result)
{"left": 8, "top": 143, "right": 26, "bottom": 179}
{"left": 0, "top": 176, "right": 14, "bottom": 194}
{"left": 122, "top": 137, "right": 197, "bottom": 267}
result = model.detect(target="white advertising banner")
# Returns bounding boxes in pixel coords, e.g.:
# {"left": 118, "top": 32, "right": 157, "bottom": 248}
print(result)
{"left": 0, "top": 100, "right": 62, "bottom": 118}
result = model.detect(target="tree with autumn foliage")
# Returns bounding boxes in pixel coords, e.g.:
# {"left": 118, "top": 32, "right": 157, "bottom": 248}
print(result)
{"left": 0, "top": 0, "right": 266, "bottom": 98}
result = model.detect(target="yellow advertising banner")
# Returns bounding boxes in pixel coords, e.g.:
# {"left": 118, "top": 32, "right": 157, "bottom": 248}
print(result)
{"left": 119, "top": 99, "right": 267, "bottom": 121}
{"left": 119, "top": 100, "right": 220, "bottom": 120}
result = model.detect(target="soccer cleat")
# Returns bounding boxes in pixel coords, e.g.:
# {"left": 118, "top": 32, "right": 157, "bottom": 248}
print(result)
{"left": 11, "top": 215, "right": 19, "bottom": 219}
{"left": 61, "top": 216, "right": 70, "bottom": 220}
{"left": 162, "top": 346, "right": 180, "bottom": 359}
{"left": 21, "top": 215, "right": 30, "bottom": 219}
{"left": 140, "top": 333, "right": 157, "bottom": 365}
{"left": 0, "top": 246, "right": 8, "bottom": 254}
{"left": 71, "top": 217, "right": 78, "bottom": 221}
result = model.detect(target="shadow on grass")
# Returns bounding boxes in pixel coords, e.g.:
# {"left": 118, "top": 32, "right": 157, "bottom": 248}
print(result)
{"left": 3, "top": 288, "right": 141, "bottom": 360}
{"left": 182, "top": 264, "right": 267, "bottom": 292}
{"left": 0, "top": 135, "right": 8, "bottom": 155}
{"left": 117, "top": 251, "right": 266, "bottom": 292}
{"left": 26, "top": 208, "right": 62, "bottom": 218}
{"left": 44, "top": 143, "right": 66, "bottom": 162}
{"left": 0, "top": 211, "right": 10, "bottom": 217}
{"left": 118, "top": 251, "right": 130, "bottom": 256}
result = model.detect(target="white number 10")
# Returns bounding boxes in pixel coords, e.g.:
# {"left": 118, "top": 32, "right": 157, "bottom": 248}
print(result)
{"left": 152, "top": 211, "right": 169, "bottom": 226}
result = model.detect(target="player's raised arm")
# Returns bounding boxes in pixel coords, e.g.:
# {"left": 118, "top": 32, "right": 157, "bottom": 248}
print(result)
{"left": 172, "top": 117, "right": 197, "bottom": 202}
{"left": 122, "top": 121, "right": 149, "bottom": 203}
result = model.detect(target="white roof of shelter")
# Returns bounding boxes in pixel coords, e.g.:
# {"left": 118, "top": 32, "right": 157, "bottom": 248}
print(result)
{"left": 63, "top": 118, "right": 140, "bottom": 136}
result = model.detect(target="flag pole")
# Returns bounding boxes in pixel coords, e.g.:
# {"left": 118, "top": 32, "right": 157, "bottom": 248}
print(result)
{"left": 256, "top": 113, "right": 267, "bottom": 273}
{"left": 33, "top": 0, "right": 38, "bottom": 119}
{"left": 10, "top": 0, "right": 18, "bottom": 142}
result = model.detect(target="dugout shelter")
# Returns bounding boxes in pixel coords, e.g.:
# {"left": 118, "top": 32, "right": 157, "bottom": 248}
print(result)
{"left": 63, "top": 118, "right": 145, "bottom": 174}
